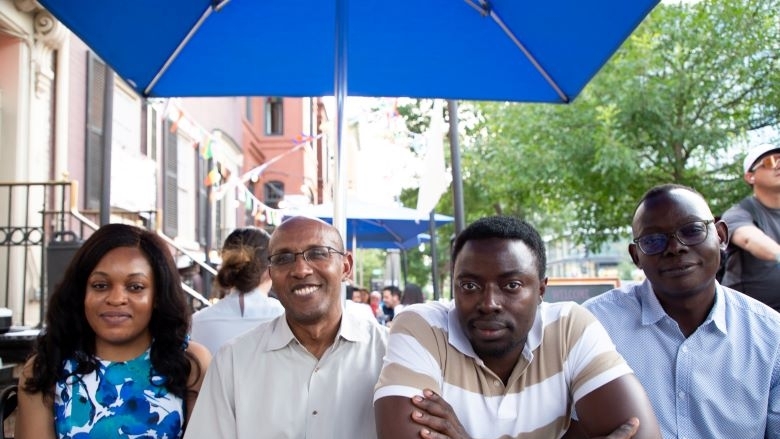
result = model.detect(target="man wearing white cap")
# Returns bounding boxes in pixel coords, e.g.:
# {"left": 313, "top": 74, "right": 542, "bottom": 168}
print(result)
{"left": 721, "top": 143, "right": 780, "bottom": 311}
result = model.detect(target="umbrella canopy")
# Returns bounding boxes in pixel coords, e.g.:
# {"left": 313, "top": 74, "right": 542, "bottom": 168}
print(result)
{"left": 283, "top": 202, "right": 452, "bottom": 250}
{"left": 38, "top": 0, "right": 658, "bottom": 103}
{"left": 36, "top": 0, "right": 659, "bottom": 237}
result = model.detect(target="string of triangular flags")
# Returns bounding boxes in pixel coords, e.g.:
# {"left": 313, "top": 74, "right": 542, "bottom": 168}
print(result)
{"left": 209, "top": 132, "right": 324, "bottom": 226}
{"left": 159, "top": 98, "right": 323, "bottom": 227}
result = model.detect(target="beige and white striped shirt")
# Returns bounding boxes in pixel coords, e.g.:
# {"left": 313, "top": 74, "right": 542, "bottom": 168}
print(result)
{"left": 374, "top": 301, "right": 631, "bottom": 439}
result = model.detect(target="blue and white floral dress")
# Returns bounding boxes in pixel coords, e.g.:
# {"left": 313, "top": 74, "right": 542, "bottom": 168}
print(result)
{"left": 54, "top": 349, "right": 185, "bottom": 438}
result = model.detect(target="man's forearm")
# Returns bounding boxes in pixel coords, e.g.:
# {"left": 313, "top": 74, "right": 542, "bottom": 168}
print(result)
{"left": 733, "top": 226, "right": 780, "bottom": 262}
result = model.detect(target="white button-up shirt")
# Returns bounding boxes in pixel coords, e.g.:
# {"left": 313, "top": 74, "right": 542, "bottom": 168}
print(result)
{"left": 185, "top": 307, "right": 388, "bottom": 439}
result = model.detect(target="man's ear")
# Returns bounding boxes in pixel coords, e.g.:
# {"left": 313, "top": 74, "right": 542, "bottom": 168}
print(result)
{"left": 539, "top": 276, "right": 547, "bottom": 303}
{"left": 628, "top": 243, "right": 641, "bottom": 268}
{"left": 715, "top": 220, "right": 729, "bottom": 248}
{"left": 744, "top": 172, "right": 755, "bottom": 185}
{"left": 342, "top": 251, "right": 354, "bottom": 282}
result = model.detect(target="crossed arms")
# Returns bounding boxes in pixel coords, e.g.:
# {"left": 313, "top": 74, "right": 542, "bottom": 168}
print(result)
{"left": 375, "top": 374, "right": 659, "bottom": 439}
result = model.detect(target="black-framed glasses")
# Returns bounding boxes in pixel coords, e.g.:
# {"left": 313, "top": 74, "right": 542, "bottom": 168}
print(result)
{"left": 751, "top": 153, "right": 780, "bottom": 172}
{"left": 268, "top": 246, "right": 345, "bottom": 267}
{"left": 632, "top": 220, "right": 715, "bottom": 256}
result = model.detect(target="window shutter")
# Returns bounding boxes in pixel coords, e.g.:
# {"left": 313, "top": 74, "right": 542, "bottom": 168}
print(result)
{"left": 162, "top": 119, "right": 178, "bottom": 236}
{"left": 142, "top": 102, "right": 158, "bottom": 160}
{"left": 197, "top": 155, "right": 209, "bottom": 245}
{"left": 85, "top": 53, "right": 106, "bottom": 210}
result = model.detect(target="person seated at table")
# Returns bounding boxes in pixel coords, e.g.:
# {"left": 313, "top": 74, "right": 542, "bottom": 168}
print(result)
{"left": 16, "top": 223, "right": 211, "bottom": 438}
{"left": 374, "top": 215, "right": 661, "bottom": 439}
{"left": 584, "top": 184, "right": 780, "bottom": 438}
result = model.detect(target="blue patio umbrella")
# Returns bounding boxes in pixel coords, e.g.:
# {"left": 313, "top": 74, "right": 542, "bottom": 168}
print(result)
{"left": 37, "top": 0, "right": 657, "bottom": 102}
{"left": 37, "top": 0, "right": 659, "bottom": 236}
{"left": 284, "top": 200, "right": 447, "bottom": 291}
{"left": 283, "top": 201, "right": 452, "bottom": 250}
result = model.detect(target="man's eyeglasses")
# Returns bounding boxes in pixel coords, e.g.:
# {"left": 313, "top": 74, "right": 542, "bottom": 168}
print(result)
{"left": 268, "top": 246, "right": 345, "bottom": 267}
{"left": 632, "top": 220, "right": 714, "bottom": 256}
{"left": 751, "top": 153, "right": 780, "bottom": 172}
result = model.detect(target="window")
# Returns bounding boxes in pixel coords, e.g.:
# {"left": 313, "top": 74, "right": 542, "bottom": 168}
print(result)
{"left": 265, "top": 97, "right": 283, "bottom": 135}
{"left": 176, "top": 132, "right": 197, "bottom": 243}
{"left": 245, "top": 97, "right": 253, "bottom": 122}
{"left": 264, "top": 181, "right": 284, "bottom": 209}
{"left": 162, "top": 119, "right": 178, "bottom": 236}
{"left": 143, "top": 103, "right": 158, "bottom": 160}
{"left": 85, "top": 53, "right": 107, "bottom": 210}
{"left": 197, "top": 155, "right": 210, "bottom": 245}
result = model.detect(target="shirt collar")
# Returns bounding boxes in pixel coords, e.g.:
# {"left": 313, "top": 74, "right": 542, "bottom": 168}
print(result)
{"left": 710, "top": 284, "right": 728, "bottom": 334}
{"left": 266, "top": 306, "right": 369, "bottom": 351}
{"left": 638, "top": 278, "right": 727, "bottom": 335}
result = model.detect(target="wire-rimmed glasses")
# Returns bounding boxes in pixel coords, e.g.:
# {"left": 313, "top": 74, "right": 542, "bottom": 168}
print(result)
{"left": 632, "top": 220, "right": 714, "bottom": 256}
{"left": 268, "top": 246, "right": 345, "bottom": 267}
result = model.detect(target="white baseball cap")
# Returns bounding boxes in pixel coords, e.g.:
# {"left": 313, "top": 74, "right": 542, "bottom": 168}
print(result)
{"left": 743, "top": 143, "right": 780, "bottom": 174}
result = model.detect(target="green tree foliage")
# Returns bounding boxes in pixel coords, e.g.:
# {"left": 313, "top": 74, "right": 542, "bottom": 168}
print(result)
{"left": 352, "top": 248, "right": 386, "bottom": 290}
{"left": 468, "top": 0, "right": 779, "bottom": 252}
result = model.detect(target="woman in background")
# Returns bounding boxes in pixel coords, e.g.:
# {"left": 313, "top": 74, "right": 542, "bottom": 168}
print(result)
{"left": 16, "top": 223, "right": 211, "bottom": 438}
{"left": 395, "top": 282, "right": 425, "bottom": 315}
{"left": 191, "top": 227, "right": 284, "bottom": 354}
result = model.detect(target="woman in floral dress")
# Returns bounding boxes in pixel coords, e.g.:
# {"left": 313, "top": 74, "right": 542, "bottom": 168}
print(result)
{"left": 16, "top": 224, "right": 211, "bottom": 438}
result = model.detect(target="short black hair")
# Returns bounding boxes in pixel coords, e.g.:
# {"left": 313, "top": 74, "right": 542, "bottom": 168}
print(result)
{"left": 452, "top": 215, "right": 547, "bottom": 279}
{"left": 382, "top": 285, "right": 402, "bottom": 298}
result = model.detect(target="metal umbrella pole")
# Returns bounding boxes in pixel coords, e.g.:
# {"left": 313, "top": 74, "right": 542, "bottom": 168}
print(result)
{"left": 448, "top": 99, "right": 465, "bottom": 235}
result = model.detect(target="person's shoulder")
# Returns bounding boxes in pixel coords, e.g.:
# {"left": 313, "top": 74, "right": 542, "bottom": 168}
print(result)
{"left": 19, "top": 354, "right": 37, "bottom": 381}
{"left": 539, "top": 301, "right": 601, "bottom": 328}
{"left": 265, "top": 295, "right": 285, "bottom": 309}
{"left": 403, "top": 300, "right": 449, "bottom": 315}
{"left": 191, "top": 297, "right": 234, "bottom": 321}
{"left": 396, "top": 301, "right": 448, "bottom": 323}
{"left": 721, "top": 197, "right": 755, "bottom": 221}
{"left": 582, "top": 283, "right": 640, "bottom": 310}
{"left": 345, "top": 304, "right": 388, "bottom": 332}
{"left": 186, "top": 341, "right": 211, "bottom": 382}
{"left": 345, "top": 299, "right": 378, "bottom": 322}
{"left": 186, "top": 340, "right": 212, "bottom": 367}
{"left": 389, "top": 301, "right": 450, "bottom": 338}
{"left": 722, "top": 285, "right": 780, "bottom": 326}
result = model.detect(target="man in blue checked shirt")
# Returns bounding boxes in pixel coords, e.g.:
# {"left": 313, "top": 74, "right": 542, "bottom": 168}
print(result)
{"left": 584, "top": 183, "right": 780, "bottom": 439}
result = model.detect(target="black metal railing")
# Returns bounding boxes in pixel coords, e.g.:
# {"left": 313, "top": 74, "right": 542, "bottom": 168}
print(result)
{"left": 0, "top": 180, "right": 214, "bottom": 330}
{"left": 0, "top": 180, "right": 92, "bottom": 328}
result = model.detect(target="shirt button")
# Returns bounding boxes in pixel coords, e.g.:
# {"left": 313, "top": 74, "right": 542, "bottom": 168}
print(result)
{"left": 312, "top": 410, "right": 318, "bottom": 415}
{"left": 681, "top": 346, "right": 689, "bottom": 353}
{"left": 493, "top": 379, "right": 501, "bottom": 386}
{"left": 678, "top": 391, "right": 685, "bottom": 399}
{"left": 314, "top": 367, "right": 319, "bottom": 373}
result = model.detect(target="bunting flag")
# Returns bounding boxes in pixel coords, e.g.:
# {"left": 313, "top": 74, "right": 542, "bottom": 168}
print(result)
{"left": 169, "top": 109, "right": 184, "bottom": 133}
{"left": 159, "top": 97, "right": 325, "bottom": 227}
{"left": 293, "top": 133, "right": 316, "bottom": 145}
{"left": 201, "top": 139, "right": 213, "bottom": 159}
{"left": 204, "top": 168, "right": 221, "bottom": 186}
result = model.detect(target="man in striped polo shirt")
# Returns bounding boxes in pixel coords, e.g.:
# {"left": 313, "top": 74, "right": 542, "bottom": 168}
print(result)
{"left": 374, "top": 216, "right": 660, "bottom": 439}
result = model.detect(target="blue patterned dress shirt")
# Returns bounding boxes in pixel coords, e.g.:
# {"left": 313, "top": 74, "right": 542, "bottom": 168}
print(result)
{"left": 583, "top": 279, "right": 780, "bottom": 439}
